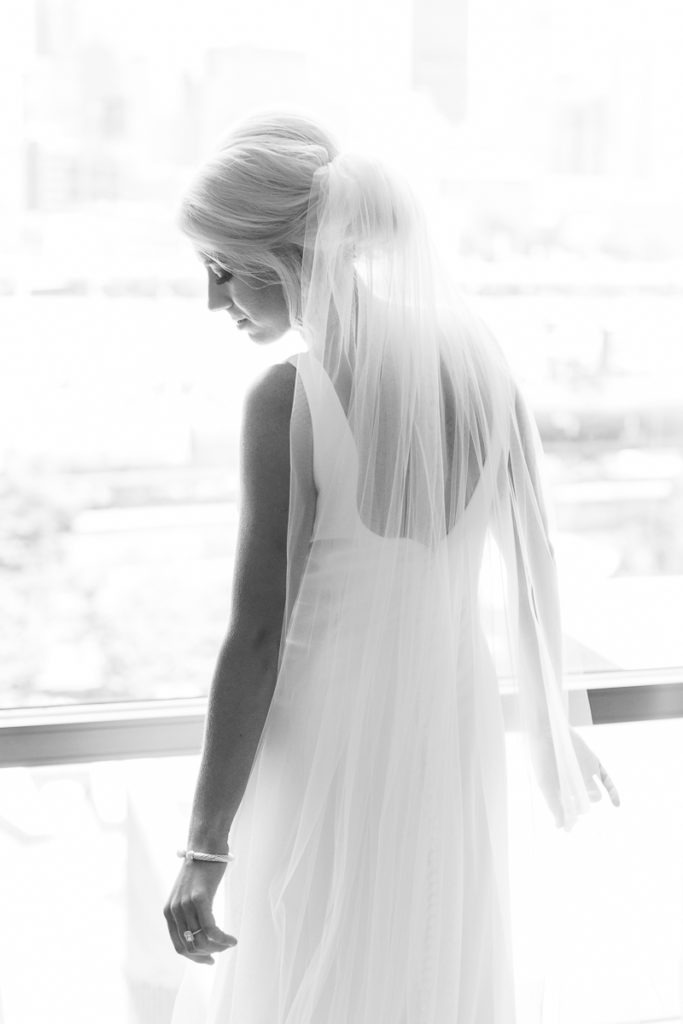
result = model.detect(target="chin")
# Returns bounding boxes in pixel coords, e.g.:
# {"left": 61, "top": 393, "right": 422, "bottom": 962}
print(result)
{"left": 250, "top": 323, "right": 289, "bottom": 344}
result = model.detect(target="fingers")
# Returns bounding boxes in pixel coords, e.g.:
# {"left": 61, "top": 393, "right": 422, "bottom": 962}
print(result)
{"left": 163, "top": 903, "right": 214, "bottom": 964}
{"left": 598, "top": 762, "right": 621, "bottom": 807}
{"left": 194, "top": 894, "right": 238, "bottom": 952}
{"left": 163, "top": 895, "right": 238, "bottom": 966}
{"left": 180, "top": 902, "right": 219, "bottom": 964}
{"left": 164, "top": 897, "right": 217, "bottom": 965}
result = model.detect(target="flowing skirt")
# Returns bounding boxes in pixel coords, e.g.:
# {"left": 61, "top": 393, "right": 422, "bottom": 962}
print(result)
{"left": 172, "top": 536, "right": 519, "bottom": 1023}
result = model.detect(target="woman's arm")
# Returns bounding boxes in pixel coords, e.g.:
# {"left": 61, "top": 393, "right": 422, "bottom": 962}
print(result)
{"left": 186, "top": 360, "right": 298, "bottom": 850}
{"left": 164, "top": 359, "right": 307, "bottom": 962}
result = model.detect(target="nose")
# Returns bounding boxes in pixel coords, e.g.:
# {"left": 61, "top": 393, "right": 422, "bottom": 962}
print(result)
{"left": 207, "top": 271, "right": 233, "bottom": 312}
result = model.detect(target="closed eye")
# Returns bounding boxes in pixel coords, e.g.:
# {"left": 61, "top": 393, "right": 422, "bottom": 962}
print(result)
{"left": 210, "top": 267, "right": 233, "bottom": 285}
{"left": 200, "top": 254, "right": 233, "bottom": 285}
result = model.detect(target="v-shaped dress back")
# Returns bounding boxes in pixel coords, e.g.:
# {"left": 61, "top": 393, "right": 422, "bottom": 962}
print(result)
{"left": 172, "top": 349, "right": 520, "bottom": 1024}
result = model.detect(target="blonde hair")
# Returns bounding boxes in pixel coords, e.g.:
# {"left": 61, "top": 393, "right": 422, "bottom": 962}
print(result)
{"left": 177, "top": 109, "right": 340, "bottom": 327}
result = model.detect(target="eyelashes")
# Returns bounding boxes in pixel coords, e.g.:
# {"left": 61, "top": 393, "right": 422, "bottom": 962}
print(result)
{"left": 211, "top": 267, "right": 233, "bottom": 285}
{"left": 201, "top": 256, "right": 233, "bottom": 285}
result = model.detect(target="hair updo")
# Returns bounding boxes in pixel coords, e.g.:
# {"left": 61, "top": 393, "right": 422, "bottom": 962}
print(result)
{"left": 177, "top": 110, "right": 340, "bottom": 328}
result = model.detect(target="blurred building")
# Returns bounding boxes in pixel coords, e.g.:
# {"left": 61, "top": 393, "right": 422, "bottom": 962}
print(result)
{"left": 9, "top": 0, "right": 683, "bottom": 268}
{"left": 412, "top": 0, "right": 469, "bottom": 125}
{"left": 200, "top": 46, "right": 309, "bottom": 152}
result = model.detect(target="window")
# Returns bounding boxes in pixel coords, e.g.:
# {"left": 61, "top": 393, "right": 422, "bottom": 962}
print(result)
{"left": 2, "top": 2, "right": 683, "bottom": 1022}
{"left": 1, "top": 0, "right": 682, "bottom": 711}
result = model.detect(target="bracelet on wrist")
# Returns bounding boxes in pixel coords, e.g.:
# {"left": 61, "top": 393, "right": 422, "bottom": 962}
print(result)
{"left": 177, "top": 848, "right": 235, "bottom": 864}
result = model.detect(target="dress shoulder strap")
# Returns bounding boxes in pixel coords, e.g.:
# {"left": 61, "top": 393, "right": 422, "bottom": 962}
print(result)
{"left": 286, "top": 352, "right": 356, "bottom": 446}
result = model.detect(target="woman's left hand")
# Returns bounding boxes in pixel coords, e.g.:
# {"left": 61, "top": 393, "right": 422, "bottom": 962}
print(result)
{"left": 569, "top": 725, "right": 621, "bottom": 810}
{"left": 163, "top": 860, "right": 238, "bottom": 965}
{"left": 531, "top": 728, "right": 621, "bottom": 829}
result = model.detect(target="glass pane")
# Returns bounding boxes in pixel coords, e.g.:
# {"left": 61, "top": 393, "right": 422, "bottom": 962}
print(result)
{"left": 0, "top": 754, "right": 196, "bottom": 1024}
{"left": 478, "top": 292, "right": 683, "bottom": 676}
{"left": 508, "top": 720, "right": 683, "bottom": 1022}
{"left": 3, "top": 0, "right": 683, "bottom": 707}
{"left": 0, "top": 296, "right": 300, "bottom": 708}
{"left": 0, "top": 721, "right": 680, "bottom": 1022}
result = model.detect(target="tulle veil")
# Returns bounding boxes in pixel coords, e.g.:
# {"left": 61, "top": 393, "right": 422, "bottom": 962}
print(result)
{"left": 282, "top": 149, "right": 597, "bottom": 832}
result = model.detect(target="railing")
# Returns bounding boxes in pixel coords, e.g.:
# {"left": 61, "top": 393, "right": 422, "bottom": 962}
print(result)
{"left": 1, "top": 667, "right": 682, "bottom": 768}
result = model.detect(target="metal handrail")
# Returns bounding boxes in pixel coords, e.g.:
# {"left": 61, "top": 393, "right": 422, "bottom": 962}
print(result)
{"left": 1, "top": 668, "right": 682, "bottom": 768}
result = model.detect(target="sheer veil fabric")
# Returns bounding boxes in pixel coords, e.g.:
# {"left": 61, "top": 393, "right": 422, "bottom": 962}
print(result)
{"left": 171, "top": 153, "right": 600, "bottom": 1023}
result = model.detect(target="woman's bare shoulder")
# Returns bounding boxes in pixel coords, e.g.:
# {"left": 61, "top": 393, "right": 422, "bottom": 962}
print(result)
{"left": 240, "top": 358, "right": 312, "bottom": 494}
{"left": 244, "top": 359, "right": 297, "bottom": 426}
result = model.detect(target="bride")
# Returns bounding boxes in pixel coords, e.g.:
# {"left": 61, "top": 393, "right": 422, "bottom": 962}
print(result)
{"left": 164, "top": 109, "right": 620, "bottom": 1023}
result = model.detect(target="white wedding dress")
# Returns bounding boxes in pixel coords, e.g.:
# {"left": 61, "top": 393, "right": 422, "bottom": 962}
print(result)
{"left": 170, "top": 147, "right": 603, "bottom": 1024}
{"left": 171, "top": 349, "right": 536, "bottom": 1023}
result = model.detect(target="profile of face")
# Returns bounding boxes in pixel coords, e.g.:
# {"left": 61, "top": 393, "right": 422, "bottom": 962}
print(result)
{"left": 202, "top": 255, "right": 291, "bottom": 344}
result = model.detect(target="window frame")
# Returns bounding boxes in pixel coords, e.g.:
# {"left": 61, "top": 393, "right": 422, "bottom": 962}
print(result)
{"left": 1, "top": 669, "right": 682, "bottom": 768}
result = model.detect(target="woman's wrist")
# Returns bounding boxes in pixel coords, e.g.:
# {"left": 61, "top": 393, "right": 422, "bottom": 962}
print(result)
{"left": 187, "top": 835, "right": 231, "bottom": 854}
{"left": 177, "top": 847, "right": 234, "bottom": 864}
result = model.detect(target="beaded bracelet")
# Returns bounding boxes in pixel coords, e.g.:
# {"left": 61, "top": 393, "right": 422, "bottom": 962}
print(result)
{"left": 177, "top": 848, "right": 235, "bottom": 864}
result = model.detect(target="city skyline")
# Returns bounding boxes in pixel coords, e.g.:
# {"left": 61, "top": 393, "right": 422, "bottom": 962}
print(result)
{"left": 1, "top": 0, "right": 682, "bottom": 281}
